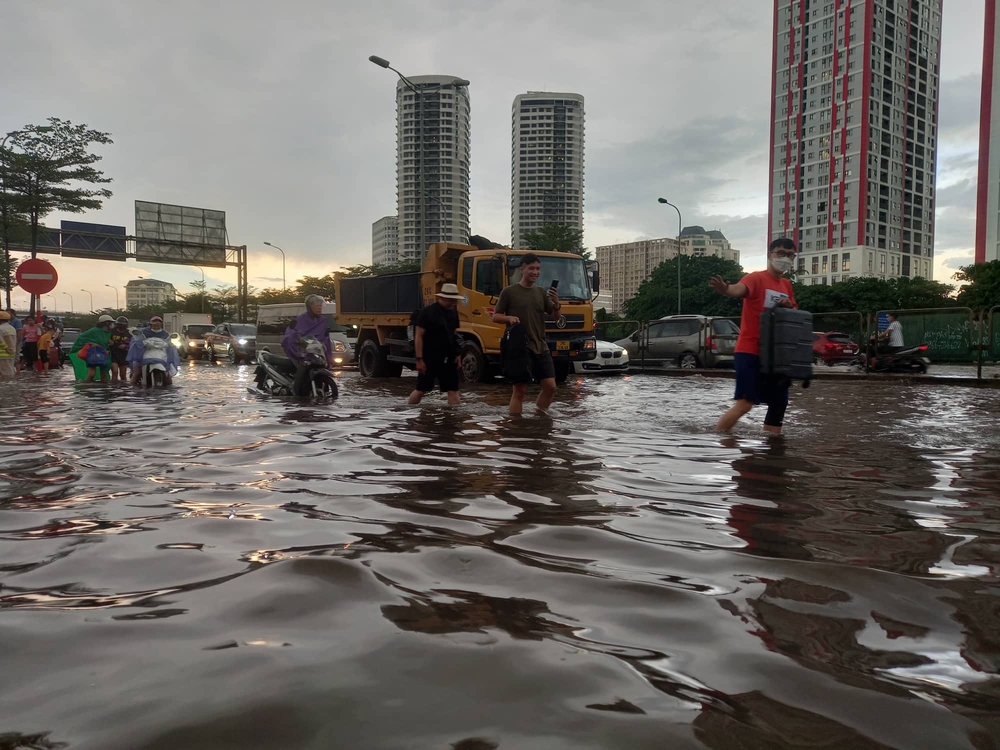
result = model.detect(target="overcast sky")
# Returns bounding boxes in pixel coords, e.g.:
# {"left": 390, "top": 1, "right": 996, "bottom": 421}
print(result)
{"left": 1, "top": 0, "right": 990, "bottom": 311}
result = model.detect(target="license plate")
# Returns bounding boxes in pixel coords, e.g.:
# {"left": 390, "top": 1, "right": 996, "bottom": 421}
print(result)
{"left": 556, "top": 340, "right": 570, "bottom": 351}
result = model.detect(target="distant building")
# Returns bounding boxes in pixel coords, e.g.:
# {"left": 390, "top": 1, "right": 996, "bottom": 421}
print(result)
{"left": 126, "top": 279, "right": 176, "bottom": 309}
{"left": 396, "top": 75, "right": 471, "bottom": 261}
{"left": 595, "top": 227, "right": 739, "bottom": 315}
{"left": 511, "top": 92, "right": 585, "bottom": 248}
{"left": 978, "top": 0, "right": 1000, "bottom": 263}
{"left": 769, "top": 0, "right": 942, "bottom": 284}
{"left": 593, "top": 290, "right": 613, "bottom": 313}
{"left": 372, "top": 216, "right": 400, "bottom": 265}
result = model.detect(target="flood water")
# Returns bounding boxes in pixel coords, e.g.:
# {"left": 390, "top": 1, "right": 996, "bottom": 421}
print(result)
{"left": 3, "top": 363, "right": 1000, "bottom": 749}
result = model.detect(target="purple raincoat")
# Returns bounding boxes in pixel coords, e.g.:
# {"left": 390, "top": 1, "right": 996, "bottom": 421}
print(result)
{"left": 281, "top": 311, "right": 332, "bottom": 362}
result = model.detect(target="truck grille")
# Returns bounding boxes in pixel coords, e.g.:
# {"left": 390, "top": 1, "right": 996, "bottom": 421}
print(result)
{"left": 545, "top": 314, "right": 585, "bottom": 331}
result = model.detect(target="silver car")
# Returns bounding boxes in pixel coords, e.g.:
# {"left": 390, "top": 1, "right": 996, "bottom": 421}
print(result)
{"left": 614, "top": 315, "right": 739, "bottom": 369}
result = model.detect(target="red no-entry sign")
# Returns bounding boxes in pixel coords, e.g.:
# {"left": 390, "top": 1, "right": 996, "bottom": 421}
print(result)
{"left": 15, "top": 258, "right": 58, "bottom": 295}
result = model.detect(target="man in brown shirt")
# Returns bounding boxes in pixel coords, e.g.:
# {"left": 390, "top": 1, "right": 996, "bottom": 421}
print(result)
{"left": 492, "top": 253, "right": 561, "bottom": 415}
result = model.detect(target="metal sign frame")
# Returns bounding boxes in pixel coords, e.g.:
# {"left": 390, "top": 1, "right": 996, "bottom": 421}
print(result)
{"left": 8, "top": 230, "right": 249, "bottom": 322}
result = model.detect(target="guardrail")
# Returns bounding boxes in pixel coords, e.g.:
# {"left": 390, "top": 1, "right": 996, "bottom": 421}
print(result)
{"left": 593, "top": 305, "right": 1000, "bottom": 381}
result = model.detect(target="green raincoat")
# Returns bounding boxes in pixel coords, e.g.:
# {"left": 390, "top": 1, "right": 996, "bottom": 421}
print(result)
{"left": 69, "top": 325, "right": 112, "bottom": 381}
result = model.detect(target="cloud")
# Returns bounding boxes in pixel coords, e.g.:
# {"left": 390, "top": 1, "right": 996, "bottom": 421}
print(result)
{"left": 943, "top": 254, "right": 974, "bottom": 270}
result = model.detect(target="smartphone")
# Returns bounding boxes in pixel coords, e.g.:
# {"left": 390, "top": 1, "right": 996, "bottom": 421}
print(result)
{"left": 550, "top": 279, "right": 559, "bottom": 289}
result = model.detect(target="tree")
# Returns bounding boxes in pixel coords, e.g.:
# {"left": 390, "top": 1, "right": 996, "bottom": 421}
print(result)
{"left": 7, "top": 119, "right": 113, "bottom": 259}
{"left": 955, "top": 260, "right": 1000, "bottom": 311}
{"left": 210, "top": 284, "right": 240, "bottom": 320}
{"left": 0, "top": 254, "right": 18, "bottom": 301}
{"left": 522, "top": 224, "right": 590, "bottom": 259}
{"left": 794, "top": 275, "right": 955, "bottom": 314}
{"left": 294, "top": 274, "right": 338, "bottom": 300}
{"left": 623, "top": 255, "right": 745, "bottom": 320}
{"left": 255, "top": 287, "right": 301, "bottom": 305}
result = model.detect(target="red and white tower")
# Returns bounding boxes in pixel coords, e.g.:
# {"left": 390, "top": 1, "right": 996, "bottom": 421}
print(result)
{"left": 768, "top": 0, "right": 943, "bottom": 284}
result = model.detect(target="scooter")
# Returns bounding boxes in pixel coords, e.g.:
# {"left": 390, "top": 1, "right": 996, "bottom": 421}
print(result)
{"left": 252, "top": 336, "right": 339, "bottom": 398}
{"left": 861, "top": 343, "right": 931, "bottom": 374}
{"left": 139, "top": 336, "right": 171, "bottom": 387}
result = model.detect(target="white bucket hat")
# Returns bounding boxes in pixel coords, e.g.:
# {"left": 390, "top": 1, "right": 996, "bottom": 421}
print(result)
{"left": 436, "top": 283, "right": 463, "bottom": 300}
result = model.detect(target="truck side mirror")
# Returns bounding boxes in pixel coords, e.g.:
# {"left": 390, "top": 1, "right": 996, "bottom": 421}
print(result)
{"left": 591, "top": 266, "right": 600, "bottom": 294}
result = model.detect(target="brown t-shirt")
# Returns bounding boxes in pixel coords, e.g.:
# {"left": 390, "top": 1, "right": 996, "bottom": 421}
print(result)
{"left": 494, "top": 283, "right": 554, "bottom": 355}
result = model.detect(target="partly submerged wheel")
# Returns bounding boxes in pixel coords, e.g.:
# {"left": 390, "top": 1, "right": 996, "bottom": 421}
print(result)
{"left": 228, "top": 347, "right": 239, "bottom": 365}
{"left": 461, "top": 340, "right": 490, "bottom": 383}
{"left": 357, "top": 339, "right": 400, "bottom": 377}
{"left": 679, "top": 353, "right": 699, "bottom": 370}
{"left": 309, "top": 370, "right": 339, "bottom": 399}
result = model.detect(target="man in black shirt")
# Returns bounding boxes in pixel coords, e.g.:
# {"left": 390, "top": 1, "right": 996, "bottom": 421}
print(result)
{"left": 409, "top": 283, "right": 463, "bottom": 405}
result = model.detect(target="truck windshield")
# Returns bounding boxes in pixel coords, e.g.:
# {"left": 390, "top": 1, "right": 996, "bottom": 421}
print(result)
{"left": 230, "top": 325, "right": 256, "bottom": 336}
{"left": 507, "top": 255, "right": 591, "bottom": 301}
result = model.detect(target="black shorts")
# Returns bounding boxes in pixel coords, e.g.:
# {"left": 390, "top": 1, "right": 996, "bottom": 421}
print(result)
{"left": 22, "top": 342, "right": 38, "bottom": 366}
{"left": 416, "top": 361, "right": 460, "bottom": 393}
{"left": 508, "top": 349, "right": 556, "bottom": 385}
{"left": 733, "top": 353, "right": 790, "bottom": 427}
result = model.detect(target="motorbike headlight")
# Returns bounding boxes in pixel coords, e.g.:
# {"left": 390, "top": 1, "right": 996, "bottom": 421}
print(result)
{"left": 187, "top": 340, "right": 196, "bottom": 346}
{"left": 334, "top": 341, "right": 347, "bottom": 352}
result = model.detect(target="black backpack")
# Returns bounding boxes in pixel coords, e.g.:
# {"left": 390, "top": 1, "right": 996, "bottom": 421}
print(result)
{"left": 500, "top": 325, "right": 531, "bottom": 382}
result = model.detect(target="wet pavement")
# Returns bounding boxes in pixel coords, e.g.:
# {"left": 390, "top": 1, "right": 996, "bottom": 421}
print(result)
{"left": 2, "top": 362, "right": 1000, "bottom": 749}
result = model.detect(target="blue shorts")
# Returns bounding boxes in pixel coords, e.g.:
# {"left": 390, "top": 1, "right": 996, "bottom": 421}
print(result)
{"left": 733, "top": 353, "right": 790, "bottom": 427}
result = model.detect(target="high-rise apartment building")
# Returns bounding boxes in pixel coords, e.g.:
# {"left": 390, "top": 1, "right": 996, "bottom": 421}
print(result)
{"left": 511, "top": 92, "right": 585, "bottom": 248}
{"left": 595, "top": 228, "right": 739, "bottom": 314}
{"left": 126, "top": 279, "right": 176, "bottom": 308}
{"left": 397, "top": 76, "right": 471, "bottom": 261}
{"left": 372, "top": 215, "right": 399, "bottom": 266}
{"left": 977, "top": 0, "right": 1000, "bottom": 263}
{"left": 769, "top": 0, "right": 942, "bottom": 285}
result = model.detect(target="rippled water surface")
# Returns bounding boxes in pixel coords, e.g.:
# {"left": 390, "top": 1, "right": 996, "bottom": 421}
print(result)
{"left": 3, "top": 363, "right": 1000, "bottom": 749}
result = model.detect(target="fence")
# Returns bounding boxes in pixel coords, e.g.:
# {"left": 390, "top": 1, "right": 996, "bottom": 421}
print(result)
{"left": 593, "top": 306, "right": 1000, "bottom": 380}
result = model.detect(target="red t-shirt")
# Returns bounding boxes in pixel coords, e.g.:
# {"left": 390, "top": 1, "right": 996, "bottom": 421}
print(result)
{"left": 734, "top": 270, "right": 797, "bottom": 355}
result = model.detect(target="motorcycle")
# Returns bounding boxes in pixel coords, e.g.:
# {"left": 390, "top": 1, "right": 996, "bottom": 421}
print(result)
{"left": 252, "top": 336, "right": 339, "bottom": 398}
{"left": 861, "top": 342, "right": 931, "bottom": 374}
{"left": 139, "top": 336, "right": 171, "bottom": 387}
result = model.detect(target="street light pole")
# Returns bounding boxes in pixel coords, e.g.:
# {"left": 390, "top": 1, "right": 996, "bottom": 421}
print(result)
{"left": 46, "top": 294, "right": 56, "bottom": 311}
{"left": 369, "top": 56, "right": 469, "bottom": 260}
{"left": 195, "top": 267, "right": 206, "bottom": 314}
{"left": 62, "top": 291, "right": 73, "bottom": 313}
{"left": 80, "top": 288, "right": 94, "bottom": 312}
{"left": 104, "top": 284, "right": 119, "bottom": 309}
{"left": 658, "top": 198, "right": 683, "bottom": 314}
{"left": 263, "top": 242, "right": 286, "bottom": 289}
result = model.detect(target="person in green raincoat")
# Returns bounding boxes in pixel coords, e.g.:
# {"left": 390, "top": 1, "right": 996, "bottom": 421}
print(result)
{"left": 69, "top": 315, "right": 115, "bottom": 382}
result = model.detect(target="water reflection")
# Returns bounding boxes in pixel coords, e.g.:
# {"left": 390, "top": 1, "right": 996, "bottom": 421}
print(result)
{"left": 1, "top": 366, "right": 999, "bottom": 749}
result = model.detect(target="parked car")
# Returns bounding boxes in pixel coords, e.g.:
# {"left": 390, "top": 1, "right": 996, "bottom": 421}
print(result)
{"left": 813, "top": 331, "right": 860, "bottom": 366}
{"left": 174, "top": 323, "right": 216, "bottom": 360}
{"left": 575, "top": 340, "right": 629, "bottom": 374}
{"left": 614, "top": 315, "right": 739, "bottom": 369}
{"left": 204, "top": 323, "right": 257, "bottom": 364}
{"left": 256, "top": 302, "right": 357, "bottom": 366}
{"left": 59, "top": 328, "right": 81, "bottom": 364}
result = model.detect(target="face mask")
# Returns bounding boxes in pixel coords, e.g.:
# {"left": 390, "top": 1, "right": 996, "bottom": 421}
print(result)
{"left": 771, "top": 256, "right": 794, "bottom": 274}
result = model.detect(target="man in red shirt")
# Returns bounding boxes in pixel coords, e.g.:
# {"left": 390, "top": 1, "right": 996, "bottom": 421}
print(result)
{"left": 710, "top": 237, "right": 798, "bottom": 434}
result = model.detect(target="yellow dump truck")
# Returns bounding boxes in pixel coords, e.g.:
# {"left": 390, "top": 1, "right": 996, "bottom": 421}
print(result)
{"left": 334, "top": 243, "right": 598, "bottom": 382}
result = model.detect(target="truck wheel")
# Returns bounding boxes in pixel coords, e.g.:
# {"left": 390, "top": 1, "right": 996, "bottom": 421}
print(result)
{"left": 461, "top": 340, "right": 490, "bottom": 383}
{"left": 358, "top": 339, "right": 398, "bottom": 377}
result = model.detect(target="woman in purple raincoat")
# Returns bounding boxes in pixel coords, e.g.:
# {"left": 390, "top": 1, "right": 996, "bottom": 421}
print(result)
{"left": 281, "top": 295, "right": 335, "bottom": 392}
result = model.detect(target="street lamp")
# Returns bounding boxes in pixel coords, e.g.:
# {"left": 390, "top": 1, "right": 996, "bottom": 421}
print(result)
{"left": 46, "top": 294, "right": 56, "bottom": 311}
{"left": 369, "top": 55, "right": 469, "bottom": 258}
{"left": 263, "top": 241, "right": 286, "bottom": 289}
{"left": 104, "top": 284, "right": 119, "bottom": 309}
{"left": 195, "top": 267, "right": 206, "bottom": 314}
{"left": 658, "top": 198, "right": 683, "bottom": 314}
{"left": 62, "top": 291, "right": 73, "bottom": 313}
{"left": 80, "top": 288, "right": 94, "bottom": 312}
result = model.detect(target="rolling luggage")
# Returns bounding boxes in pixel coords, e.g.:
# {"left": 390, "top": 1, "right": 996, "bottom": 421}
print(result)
{"left": 759, "top": 307, "right": 813, "bottom": 380}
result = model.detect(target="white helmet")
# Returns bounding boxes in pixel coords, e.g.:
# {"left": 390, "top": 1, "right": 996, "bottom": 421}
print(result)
{"left": 97, "top": 314, "right": 115, "bottom": 324}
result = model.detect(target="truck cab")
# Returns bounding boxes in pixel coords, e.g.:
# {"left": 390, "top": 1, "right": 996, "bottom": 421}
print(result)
{"left": 336, "top": 243, "right": 598, "bottom": 383}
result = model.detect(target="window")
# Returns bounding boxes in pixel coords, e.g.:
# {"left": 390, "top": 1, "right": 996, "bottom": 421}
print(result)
{"left": 812, "top": 257, "right": 819, "bottom": 274}
{"left": 842, "top": 252, "right": 851, "bottom": 271}
{"left": 475, "top": 259, "right": 503, "bottom": 296}
{"left": 461, "top": 258, "right": 473, "bottom": 289}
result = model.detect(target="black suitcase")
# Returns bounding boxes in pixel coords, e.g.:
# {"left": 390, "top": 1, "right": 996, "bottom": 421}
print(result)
{"left": 759, "top": 307, "right": 814, "bottom": 380}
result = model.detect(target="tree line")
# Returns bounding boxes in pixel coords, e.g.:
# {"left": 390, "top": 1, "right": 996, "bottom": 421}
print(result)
{"left": 617, "top": 256, "right": 1000, "bottom": 322}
